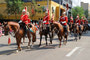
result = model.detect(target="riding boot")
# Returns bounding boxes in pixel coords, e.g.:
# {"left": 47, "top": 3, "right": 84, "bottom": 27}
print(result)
{"left": 24, "top": 25, "right": 27, "bottom": 37}
{"left": 63, "top": 25, "right": 68, "bottom": 35}
{"left": 79, "top": 25, "right": 82, "bottom": 33}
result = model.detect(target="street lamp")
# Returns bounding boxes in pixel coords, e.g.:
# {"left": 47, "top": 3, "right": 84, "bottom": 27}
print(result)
{"left": 47, "top": 0, "right": 49, "bottom": 8}
{"left": 59, "top": 0, "right": 61, "bottom": 20}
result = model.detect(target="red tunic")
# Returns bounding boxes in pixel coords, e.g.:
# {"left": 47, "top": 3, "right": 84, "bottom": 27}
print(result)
{"left": 60, "top": 16, "right": 68, "bottom": 25}
{"left": 20, "top": 14, "right": 30, "bottom": 24}
{"left": 75, "top": 19, "right": 81, "bottom": 25}
{"left": 86, "top": 20, "right": 88, "bottom": 24}
{"left": 43, "top": 15, "right": 50, "bottom": 24}
{"left": 81, "top": 19, "right": 84, "bottom": 24}
{"left": 70, "top": 20, "right": 74, "bottom": 24}
{"left": 84, "top": 20, "right": 88, "bottom": 24}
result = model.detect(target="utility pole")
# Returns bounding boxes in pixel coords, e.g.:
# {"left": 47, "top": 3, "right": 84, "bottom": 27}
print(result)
{"left": 59, "top": 0, "right": 61, "bottom": 20}
{"left": 47, "top": 0, "right": 49, "bottom": 8}
{"left": 67, "top": 0, "right": 69, "bottom": 17}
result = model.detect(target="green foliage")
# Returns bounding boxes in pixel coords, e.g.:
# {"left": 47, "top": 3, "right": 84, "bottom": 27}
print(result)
{"left": 84, "top": 9, "right": 88, "bottom": 18}
{"left": 5, "top": 0, "right": 24, "bottom": 18}
{"left": 0, "top": 14, "right": 3, "bottom": 19}
{"left": 72, "top": 6, "right": 84, "bottom": 19}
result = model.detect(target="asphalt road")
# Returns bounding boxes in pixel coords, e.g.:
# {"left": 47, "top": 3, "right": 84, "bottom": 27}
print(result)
{"left": 0, "top": 31, "right": 90, "bottom": 60}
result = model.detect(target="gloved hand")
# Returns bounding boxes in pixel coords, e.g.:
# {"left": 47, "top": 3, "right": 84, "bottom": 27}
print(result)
{"left": 18, "top": 20, "right": 22, "bottom": 23}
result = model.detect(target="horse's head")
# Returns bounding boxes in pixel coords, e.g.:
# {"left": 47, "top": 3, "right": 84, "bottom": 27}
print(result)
{"left": 50, "top": 23, "right": 59, "bottom": 34}
{"left": 3, "top": 22, "right": 10, "bottom": 35}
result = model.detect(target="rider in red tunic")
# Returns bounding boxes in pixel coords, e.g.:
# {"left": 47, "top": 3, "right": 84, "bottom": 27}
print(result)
{"left": 84, "top": 18, "right": 88, "bottom": 24}
{"left": 20, "top": 7, "right": 30, "bottom": 25}
{"left": 70, "top": 16, "right": 74, "bottom": 24}
{"left": 75, "top": 14, "right": 81, "bottom": 25}
{"left": 60, "top": 12, "right": 68, "bottom": 26}
{"left": 80, "top": 17, "right": 84, "bottom": 25}
{"left": 59, "top": 12, "right": 68, "bottom": 34}
{"left": 43, "top": 9, "right": 50, "bottom": 25}
{"left": 43, "top": 9, "right": 50, "bottom": 31}
{"left": 20, "top": 7, "right": 32, "bottom": 33}
{"left": 75, "top": 14, "right": 81, "bottom": 31}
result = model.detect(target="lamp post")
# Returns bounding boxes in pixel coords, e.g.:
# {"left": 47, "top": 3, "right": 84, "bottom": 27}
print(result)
{"left": 59, "top": 0, "right": 61, "bottom": 20}
{"left": 47, "top": 0, "right": 49, "bottom": 8}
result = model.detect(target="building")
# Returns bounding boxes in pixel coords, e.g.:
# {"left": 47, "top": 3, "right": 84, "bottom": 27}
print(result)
{"left": 50, "top": 0, "right": 72, "bottom": 17}
{"left": 81, "top": 2, "right": 90, "bottom": 20}
{"left": 0, "top": 0, "right": 65, "bottom": 21}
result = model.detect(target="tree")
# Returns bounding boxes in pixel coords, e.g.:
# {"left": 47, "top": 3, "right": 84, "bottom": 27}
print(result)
{"left": 72, "top": 6, "right": 84, "bottom": 20}
{"left": 5, "top": 0, "right": 24, "bottom": 19}
{"left": 84, "top": 9, "right": 88, "bottom": 18}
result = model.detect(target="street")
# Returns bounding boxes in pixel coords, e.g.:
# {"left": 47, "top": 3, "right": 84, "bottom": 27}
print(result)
{"left": 0, "top": 31, "right": 90, "bottom": 60}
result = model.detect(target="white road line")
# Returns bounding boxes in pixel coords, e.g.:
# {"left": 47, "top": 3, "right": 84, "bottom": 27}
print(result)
{"left": 66, "top": 47, "right": 80, "bottom": 57}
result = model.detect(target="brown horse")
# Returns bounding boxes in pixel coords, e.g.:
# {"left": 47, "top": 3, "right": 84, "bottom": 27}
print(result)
{"left": 83, "top": 24, "right": 88, "bottom": 33}
{"left": 50, "top": 22, "right": 69, "bottom": 47}
{"left": 3, "top": 21, "right": 36, "bottom": 52}
{"left": 39, "top": 21, "right": 52, "bottom": 46}
{"left": 69, "top": 23, "right": 74, "bottom": 34}
{"left": 72, "top": 23, "right": 83, "bottom": 41}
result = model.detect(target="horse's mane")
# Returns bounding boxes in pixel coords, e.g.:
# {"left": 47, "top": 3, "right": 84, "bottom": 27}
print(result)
{"left": 53, "top": 22, "right": 63, "bottom": 30}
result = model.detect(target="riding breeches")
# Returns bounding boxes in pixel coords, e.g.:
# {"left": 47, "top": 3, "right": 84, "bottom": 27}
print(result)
{"left": 43, "top": 24, "right": 50, "bottom": 32}
{"left": 78, "top": 25, "right": 81, "bottom": 31}
{"left": 63, "top": 25, "right": 68, "bottom": 32}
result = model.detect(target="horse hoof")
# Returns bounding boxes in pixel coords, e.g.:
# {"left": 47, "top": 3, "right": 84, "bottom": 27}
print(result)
{"left": 27, "top": 46, "right": 30, "bottom": 49}
{"left": 19, "top": 48, "right": 22, "bottom": 51}
{"left": 49, "top": 43, "right": 51, "bottom": 45}
{"left": 59, "top": 46, "right": 61, "bottom": 48}
{"left": 21, "top": 42, "right": 24, "bottom": 44}
{"left": 16, "top": 50, "right": 19, "bottom": 53}
{"left": 39, "top": 44, "right": 41, "bottom": 47}
{"left": 30, "top": 45, "right": 33, "bottom": 49}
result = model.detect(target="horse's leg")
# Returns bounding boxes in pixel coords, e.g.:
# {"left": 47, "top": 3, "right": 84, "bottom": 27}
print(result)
{"left": 21, "top": 37, "right": 25, "bottom": 44}
{"left": 23, "top": 37, "right": 25, "bottom": 43}
{"left": 39, "top": 34, "right": 42, "bottom": 46}
{"left": 31, "top": 33, "right": 36, "bottom": 48}
{"left": 16, "top": 37, "right": 22, "bottom": 51}
{"left": 63, "top": 36, "right": 66, "bottom": 45}
{"left": 74, "top": 29, "right": 77, "bottom": 41}
{"left": 27, "top": 31, "right": 31, "bottom": 49}
{"left": 58, "top": 35, "right": 62, "bottom": 48}
{"left": 65, "top": 35, "right": 68, "bottom": 43}
{"left": 49, "top": 33, "right": 52, "bottom": 45}
{"left": 79, "top": 32, "right": 81, "bottom": 40}
{"left": 45, "top": 35, "right": 48, "bottom": 46}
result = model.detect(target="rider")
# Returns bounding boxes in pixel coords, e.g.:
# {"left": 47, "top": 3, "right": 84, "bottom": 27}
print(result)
{"left": 43, "top": 9, "right": 50, "bottom": 31}
{"left": 81, "top": 17, "right": 84, "bottom": 25}
{"left": 75, "top": 14, "right": 81, "bottom": 31}
{"left": 84, "top": 17, "right": 88, "bottom": 24}
{"left": 59, "top": 12, "right": 68, "bottom": 35}
{"left": 20, "top": 7, "right": 32, "bottom": 32}
{"left": 70, "top": 16, "right": 74, "bottom": 24}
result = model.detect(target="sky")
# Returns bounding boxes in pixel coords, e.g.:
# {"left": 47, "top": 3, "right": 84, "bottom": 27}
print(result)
{"left": 72, "top": 0, "right": 90, "bottom": 7}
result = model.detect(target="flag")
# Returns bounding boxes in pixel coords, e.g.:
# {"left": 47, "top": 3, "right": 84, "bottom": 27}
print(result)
{"left": 8, "top": 37, "right": 11, "bottom": 45}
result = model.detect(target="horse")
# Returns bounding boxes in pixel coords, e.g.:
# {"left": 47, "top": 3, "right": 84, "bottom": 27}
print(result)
{"left": 69, "top": 23, "right": 74, "bottom": 35}
{"left": 3, "top": 21, "right": 36, "bottom": 52}
{"left": 39, "top": 21, "right": 52, "bottom": 46}
{"left": 83, "top": 24, "right": 88, "bottom": 33}
{"left": 50, "top": 22, "right": 69, "bottom": 47}
{"left": 72, "top": 23, "right": 83, "bottom": 41}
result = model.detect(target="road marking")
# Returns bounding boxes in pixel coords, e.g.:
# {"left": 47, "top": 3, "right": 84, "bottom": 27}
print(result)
{"left": 66, "top": 47, "right": 80, "bottom": 57}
